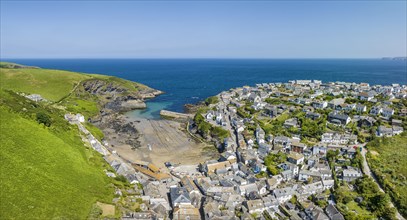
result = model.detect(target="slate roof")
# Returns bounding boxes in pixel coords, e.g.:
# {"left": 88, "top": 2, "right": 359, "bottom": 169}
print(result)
{"left": 170, "top": 187, "right": 191, "bottom": 207}
{"left": 325, "top": 204, "right": 345, "bottom": 220}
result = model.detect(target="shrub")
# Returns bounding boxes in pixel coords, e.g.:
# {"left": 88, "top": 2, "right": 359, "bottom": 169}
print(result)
{"left": 87, "top": 204, "right": 103, "bottom": 219}
{"left": 194, "top": 113, "right": 205, "bottom": 124}
{"left": 36, "top": 112, "right": 52, "bottom": 127}
{"left": 198, "top": 121, "right": 211, "bottom": 136}
{"left": 211, "top": 126, "right": 230, "bottom": 140}
{"left": 205, "top": 96, "right": 219, "bottom": 105}
{"left": 114, "top": 175, "right": 128, "bottom": 183}
{"left": 267, "top": 165, "right": 280, "bottom": 175}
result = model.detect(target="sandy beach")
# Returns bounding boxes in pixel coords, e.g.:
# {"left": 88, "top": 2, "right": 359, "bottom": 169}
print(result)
{"left": 105, "top": 116, "right": 217, "bottom": 169}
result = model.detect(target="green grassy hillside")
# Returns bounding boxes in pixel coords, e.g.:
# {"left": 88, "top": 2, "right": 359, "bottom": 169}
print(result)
{"left": 0, "top": 63, "right": 149, "bottom": 102}
{"left": 0, "top": 67, "right": 92, "bottom": 101}
{"left": 0, "top": 90, "right": 114, "bottom": 219}
{"left": 0, "top": 63, "right": 158, "bottom": 219}
{"left": 367, "top": 133, "right": 407, "bottom": 218}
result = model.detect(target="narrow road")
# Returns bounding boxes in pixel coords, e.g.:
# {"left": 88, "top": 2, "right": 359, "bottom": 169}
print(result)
{"left": 360, "top": 147, "right": 405, "bottom": 220}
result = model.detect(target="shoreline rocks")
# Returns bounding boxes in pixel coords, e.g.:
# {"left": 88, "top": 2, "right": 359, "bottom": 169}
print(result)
{"left": 121, "top": 100, "right": 147, "bottom": 110}
{"left": 184, "top": 102, "right": 205, "bottom": 114}
{"left": 139, "top": 90, "right": 164, "bottom": 99}
{"left": 81, "top": 78, "right": 163, "bottom": 150}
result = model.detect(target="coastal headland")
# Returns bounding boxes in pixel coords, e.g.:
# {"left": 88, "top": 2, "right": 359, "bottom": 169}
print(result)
{"left": 0, "top": 62, "right": 218, "bottom": 218}
{"left": 0, "top": 62, "right": 216, "bottom": 170}
{"left": 2, "top": 62, "right": 406, "bottom": 220}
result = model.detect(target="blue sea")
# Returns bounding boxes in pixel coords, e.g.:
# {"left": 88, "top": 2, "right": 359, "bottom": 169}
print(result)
{"left": 3, "top": 59, "right": 407, "bottom": 119}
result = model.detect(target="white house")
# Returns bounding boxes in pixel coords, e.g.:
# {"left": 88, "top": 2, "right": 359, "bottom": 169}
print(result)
{"left": 297, "top": 181, "right": 324, "bottom": 197}
{"left": 370, "top": 106, "right": 382, "bottom": 116}
{"left": 239, "top": 183, "right": 259, "bottom": 196}
{"left": 206, "top": 111, "right": 215, "bottom": 120}
{"left": 170, "top": 187, "right": 192, "bottom": 207}
{"left": 343, "top": 168, "right": 362, "bottom": 182}
{"left": 355, "top": 104, "right": 367, "bottom": 113}
{"left": 381, "top": 107, "right": 394, "bottom": 118}
{"left": 322, "top": 179, "right": 335, "bottom": 190}
{"left": 393, "top": 126, "right": 404, "bottom": 135}
{"left": 273, "top": 185, "right": 298, "bottom": 203}
{"left": 298, "top": 170, "right": 321, "bottom": 181}
{"left": 358, "top": 92, "right": 374, "bottom": 101}
{"left": 76, "top": 114, "right": 85, "bottom": 123}
{"left": 312, "top": 100, "right": 328, "bottom": 109}
{"left": 288, "top": 152, "right": 304, "bottom": 165}
{"left": 244, "top": 199, "right": 265, "bottom": 214}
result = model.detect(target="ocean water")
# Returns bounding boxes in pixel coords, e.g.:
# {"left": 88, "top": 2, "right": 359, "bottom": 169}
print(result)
{"left": 124, "top": 101, "right": 173, "bottom": 119}
{"left": 3, "top": 59, "right": 407, "bottom": 119}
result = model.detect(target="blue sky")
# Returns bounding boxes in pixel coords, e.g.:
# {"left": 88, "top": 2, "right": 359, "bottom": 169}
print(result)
{"left": 1, "top": 1, "right": 406, "bottom": 58}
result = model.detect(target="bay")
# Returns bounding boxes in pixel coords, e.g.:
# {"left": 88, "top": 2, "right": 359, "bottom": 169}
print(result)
{"left": 4, "top": 58, "right": 406, "bottom": 119}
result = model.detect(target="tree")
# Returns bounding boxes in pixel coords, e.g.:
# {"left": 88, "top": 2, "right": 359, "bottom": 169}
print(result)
{"left": 211, "top": 126, "right": 230, "bottom": 139}
{"left": 198, "top": 121, "right": 211, "bottom": 136}
{"left": 267, "top": 165, "right": 280, "bottom": 175}
{"left": 194, "top": 113, "right": 205, "bottom": 124}
{"left": 369, "top": 194, "right": 397, "bottom": 219}
{"left": 36, "top": 112, "right": 52, "bottom": 127}
{"left": 316, "top": 200, "right": 328, "bottom": 208}
{"left": 205, "top": 96, "right": 219, "bottom": 105}
{"left": 351, "top": 150, "right": 363, "bottom": 169}
{"left": 326, "top": 149, "right": 339, "bottom": 162}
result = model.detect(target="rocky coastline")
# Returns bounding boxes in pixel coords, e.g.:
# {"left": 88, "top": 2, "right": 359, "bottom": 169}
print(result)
{"left": 82, "top": 78, "right": 164, "bottom": 149}
{"left": 184, "top": 101, "right": 206, "bottom": 114}
{"left": 77, "top": 78, "right": 215, "bottom": 167}
{"left": 81, "top": 78, "right": 216, "bottom": 167}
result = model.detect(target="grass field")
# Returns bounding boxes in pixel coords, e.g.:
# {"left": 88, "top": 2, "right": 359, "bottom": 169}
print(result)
{"left": 0, "top": 91, "right": 114, "bottom": 219}
{"left": 90, "top": 74, "right": 148, "bottom": 92}
{"left": 0, "top": 65, "right": 149, "bottom": 103}
{"left": 0, "top": 68, "right": 92, "bottom": 101}
{"left": 366, "top": 133, "right": 407, "bottom": 218}
{"left": 65, "top": 98, "right": 100, "bottom": 118}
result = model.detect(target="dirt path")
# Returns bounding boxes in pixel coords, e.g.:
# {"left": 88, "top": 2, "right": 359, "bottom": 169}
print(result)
{"left": 55, "top": 81, "right": 82, "bottom": 104}
{"left": 361, "top": 147, "right": 405, "bottom": 220}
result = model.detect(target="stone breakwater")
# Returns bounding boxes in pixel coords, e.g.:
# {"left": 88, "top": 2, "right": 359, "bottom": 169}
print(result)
{"left": 159, "top": 109, "right": 192, "bottom": 120}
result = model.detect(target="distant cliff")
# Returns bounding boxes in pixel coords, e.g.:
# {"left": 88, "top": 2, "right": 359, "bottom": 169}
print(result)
{"left": 0, "top": 61, "right": 40, "bottom": 69}
{"left": 381, "top": 57, "right": 407, "bottom": 61}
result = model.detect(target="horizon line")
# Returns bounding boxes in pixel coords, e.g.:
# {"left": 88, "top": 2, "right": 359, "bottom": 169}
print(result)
{"left": 2, "top": 57, "right": 406, "bottom": 60}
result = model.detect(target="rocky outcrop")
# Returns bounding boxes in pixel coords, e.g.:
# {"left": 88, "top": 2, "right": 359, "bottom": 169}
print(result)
{"left": 82, "top": 79, "right": 137, "bottom": 98}
{"left": 80, "top": 78, "right": 162, "bottom": 150}
{"left": 121, "top": 100, "right": 146, "bottom": 110}
{"left": 91, "top": 114, "right": 142, "bottom": 149}
{"left": 81, "top": 79, "right": 161, "bottom": 112}
{"left": 140, "top": 90, "right": 164, "bottom": 99}
{"left": 184, "top": 102, "right": 205, "bottom": 114}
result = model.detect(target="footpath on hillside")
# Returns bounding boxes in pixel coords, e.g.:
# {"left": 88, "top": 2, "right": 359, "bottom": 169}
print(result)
{"left": 360, "top": 147, "right": 405, "bottom": 220}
